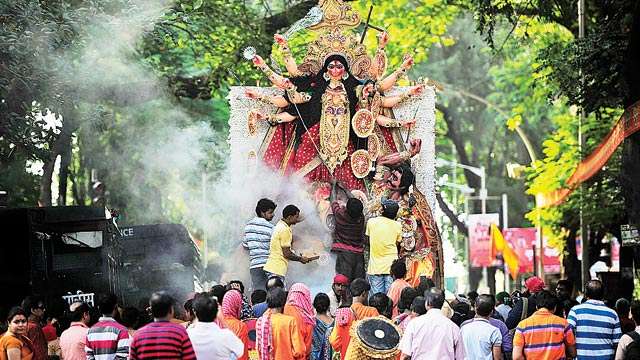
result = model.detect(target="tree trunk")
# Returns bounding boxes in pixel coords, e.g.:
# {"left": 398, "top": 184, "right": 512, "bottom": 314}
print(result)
{"left": 436, "top": 104, "right": 481, "bottom": 190}
{"left": 622, "top": 2, "right": 640, "bottom": 229}
{"left": 38, "top": 121, "right": 73, "bottom": 207}
{"left": 57, "top": 133, "right": 72, "bottom": 206}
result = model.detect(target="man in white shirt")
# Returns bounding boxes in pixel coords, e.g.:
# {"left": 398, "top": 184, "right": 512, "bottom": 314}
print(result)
{"left": 187, "top": 294, "right": 244, "bottom": 360}
{"left": 399, "top": 287, "right": 465, "bottom": 360}
{"left": 460, "top": 294, "right": 502, "bottom": 360}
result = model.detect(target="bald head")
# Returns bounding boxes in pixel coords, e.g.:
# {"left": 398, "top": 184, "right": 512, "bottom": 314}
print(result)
{"left": 424, "top": 287, "right": 445, "bottom": 310}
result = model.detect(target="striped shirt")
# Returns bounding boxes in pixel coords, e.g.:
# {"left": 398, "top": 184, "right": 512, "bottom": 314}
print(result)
{"left": 567, "top": 299, "right": 622, "bottom": 359}
{"left": 243, "top": 217, "right": 274, "bottom": 269}
{"left": 514, "top": 309, "right": 575, "bottom": 360}
{"left": 85, "top": 317, "right": 130, "bottom": 360}
{"left": 129, "top": 320, "right": 195, "bottom": 360}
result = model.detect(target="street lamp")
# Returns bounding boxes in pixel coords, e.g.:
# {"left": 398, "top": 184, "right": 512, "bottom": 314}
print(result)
{"left": 436, "top": 158, "right": 487, "bottom": 213}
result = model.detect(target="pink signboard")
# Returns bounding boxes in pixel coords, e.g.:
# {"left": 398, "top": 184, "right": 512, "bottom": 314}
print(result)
{"left": 503, "top": 228, "right": 561, "bottom": 274}
{"left": 467, "top": 214, "right": 499, "bottom": 268}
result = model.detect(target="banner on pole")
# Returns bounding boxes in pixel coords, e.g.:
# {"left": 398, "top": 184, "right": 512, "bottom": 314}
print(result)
{"left": 468, "top": 213, "right": 499, "bottom": 267}
{"left": 502, "top": 228, "right": 561, "bottom": 274}
{"left": 538, "top": 100, "right": 640, "bottom": 207}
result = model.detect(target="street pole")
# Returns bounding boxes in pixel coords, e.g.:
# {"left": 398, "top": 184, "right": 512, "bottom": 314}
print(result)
{"left": 502, "top": 193, "right": 509, "bottom": 292}
{"left": 578, "top": 0, "right": 590, "bottom": 290}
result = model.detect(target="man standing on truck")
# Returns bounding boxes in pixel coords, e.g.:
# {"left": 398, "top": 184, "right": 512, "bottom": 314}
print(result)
{"left": 263, "top": 204, "right": 311, "bottom": 284}
{"left": 243, "top": 198, "right": 277, "bottom": 291}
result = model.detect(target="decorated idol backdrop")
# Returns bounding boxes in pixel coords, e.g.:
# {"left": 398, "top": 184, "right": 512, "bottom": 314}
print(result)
{"left": 227, "top": 0, "right": 443, "bottom": 287}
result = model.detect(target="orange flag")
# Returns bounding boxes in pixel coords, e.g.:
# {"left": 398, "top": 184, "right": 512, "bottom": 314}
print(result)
{"left": 490, "top": 224, "right": 520, "bottom": 280}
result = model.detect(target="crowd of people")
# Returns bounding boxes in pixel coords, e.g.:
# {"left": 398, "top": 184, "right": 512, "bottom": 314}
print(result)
{"left": 2, "top": 196, "right": 640, "bottom": 360}
{"left": 2, "top": 276, "right": 639, "bottom": 359}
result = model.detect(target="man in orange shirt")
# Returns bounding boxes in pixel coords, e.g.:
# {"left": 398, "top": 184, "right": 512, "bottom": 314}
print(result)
{"left": 330, "top": 278, "right": 379, "bottom": 359}
{"left": 256, "top": 287, "right": 306, "bottom": 360}
{"left": 387, "top": 259, "right": 410, "bottom": 318}
{"left": 284, "top": 283, "right": 315, "bottom": 358}
{"left": 221, "top": 290, "right": 249, "bottom": 360}
{"left": 513, "top": 290, "right": 577, "bottom": 360}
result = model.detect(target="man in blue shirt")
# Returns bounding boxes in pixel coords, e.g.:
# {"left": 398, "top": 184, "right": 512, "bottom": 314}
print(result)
{"left": 567, "top": 279, "right": 621, "bottom": 359}
{"left": 243, "top": 198, "right": 277, "bottom": 290}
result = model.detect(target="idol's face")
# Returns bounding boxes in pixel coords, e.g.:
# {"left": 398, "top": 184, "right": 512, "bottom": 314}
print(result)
{"left": 390, "top": 170, "right": 402, "bottom": 188}
{"left": 327, "top": 60, "right": 345, "bottom": 80}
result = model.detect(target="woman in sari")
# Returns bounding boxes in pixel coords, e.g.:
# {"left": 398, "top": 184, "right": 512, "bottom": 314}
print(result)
{"left": 0, "top": 307, "right": 34, "bottom": 360}
{"left": 283, "top": 283, "right": 316, "bottom": 359}
{"left": 221, "top": 290, "right": 249, "bottom": 360}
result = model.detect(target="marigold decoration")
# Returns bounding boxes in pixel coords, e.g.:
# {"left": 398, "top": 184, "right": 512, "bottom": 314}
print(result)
{"left": 350, "top": 149, "right": 372, "bottom": 178}
{"left": 352, "top": 109, "right": 375, "bottom": 138}
{"left": 247, "top": 111, "right": 259, "bottom": 136}
{"left": 367, "top": 134, "right": 381, "bottom": 161}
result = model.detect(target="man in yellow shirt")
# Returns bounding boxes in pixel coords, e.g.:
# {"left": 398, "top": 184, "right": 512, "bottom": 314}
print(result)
{"left": 365, "top": 200, "right": 401, "bottom": 296}
{"left": 263, "top": 204, "right": 310, "bottom": 283}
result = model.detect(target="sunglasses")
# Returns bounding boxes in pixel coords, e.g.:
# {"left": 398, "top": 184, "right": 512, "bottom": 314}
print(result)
{"left": 327, "top": 63, "right": 344, "bottom": 70}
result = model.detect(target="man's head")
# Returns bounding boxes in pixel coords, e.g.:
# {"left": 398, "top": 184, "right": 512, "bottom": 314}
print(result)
{"left": 370, "top": 293, "right": 392, "bottom": 318}
{"left": 149, "top": 291, "right": 174, "bottom": 319}
{"left": 535, "top": 290, "right": 558, "bottom": 312}
{"left": 266, "top": 288, "right": 287, "bottom": 310}
{"left": 496, "top": 291, "right": 510, "bottom": 306}
{"left": 411, "top": 296, "right": 427, "bottom": 315}
{"left": 21, "top": 296, "right": 45, "bottom": 320}
{"left": 256, "top": 198, "right": 277, "bottom": 221}
{"left": 381, "top": 199, "right": 399, "bottom": 220}
{"left": 424, "top": 287, "right": 445, "bottom": 310}
{"left": 266, "top": 276, "right": 285, "bottom": 291}
{"left": 346, "top": 198, "right": 363, "bottom": 219}
{"left": 524, "top": 276, "right": 545, "bottom": 295}
{"left": 228, "top": 280, "right": 245, "bottom": 294}
{"left": 475, "top": 294, "right": 495, "bottom": 317}
{"left": 96, "top": 293, "right": 118, "bottom": 317}
{"left": 390, "top": 259, "right": 407, "bottom": 280}
{"left": 631, "top": 300, "right": 640, "bottom": 326}
{"left": 332, "top": 274, "right": 349, "bottom": 299}
{"left": 69, "top": 302, "right": 91, "bottom": 325}
{"left": 350, "top": 278, "right": 371, "bottom": 300}
{"left": 313, "top": 293, "right": 330, "bottom": 315}
{"left": 556, "top": 279, "right": 574, "bottom": 301}
{"left": 282, "top": 204, "right": 301, "bottom": 225}
{"left": 585, "top": 279, "right": 604, "bottom": 300}
{"left": 210, "top": 285, "right": 227, "bottom": 303}
{"left": 192, "top": 294, "right": 217, "bottom": 323}
{"left": 120, "top": 307, "right": 140, "bottom": 329}
{"left": 615, "top": 298, "right": 630, "bottom": 318}
{"left": 251, "top": 289, "right": 267, "bottom": 305}
{"left": 398, "top": 287, "right": 418, "bottom": 313}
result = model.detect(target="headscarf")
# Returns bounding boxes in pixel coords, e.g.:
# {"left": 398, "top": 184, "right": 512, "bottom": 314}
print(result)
{"left": 333, "top": 274, "right": 349, "bottom": 285}
{"left": 255, "top": 310, "right": 274, "bottom": 360}
{"left": 335, "top": 307, "right": 354, "bottom": 326}
{"left": 286, "top": 283, "right": 316, "bottom": 326}
{"left": 240, "top": 294, "right": 254, "bottom": 320}
{"left": 222, "top": 289, "right": 243, "bottom": 319}
{"left": 525, "top": 276, "right": 545, "bottom": 293}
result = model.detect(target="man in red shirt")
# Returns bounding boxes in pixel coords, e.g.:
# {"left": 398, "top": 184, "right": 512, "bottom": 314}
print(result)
{"left": 330, "top": 182, "right": 366, "bottom": 281}
{"left": 130, "top": 292, "right": 196, "bottom": 360}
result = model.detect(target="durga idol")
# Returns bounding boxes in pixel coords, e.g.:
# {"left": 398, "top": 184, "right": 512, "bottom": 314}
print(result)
{"left": 245, "top": 32, "right": 422, "bottom": 191}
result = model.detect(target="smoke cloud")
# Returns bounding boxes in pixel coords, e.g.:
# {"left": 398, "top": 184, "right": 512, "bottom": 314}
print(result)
{"left": 45, "top": 0, "right": 337, "bottom": 294}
